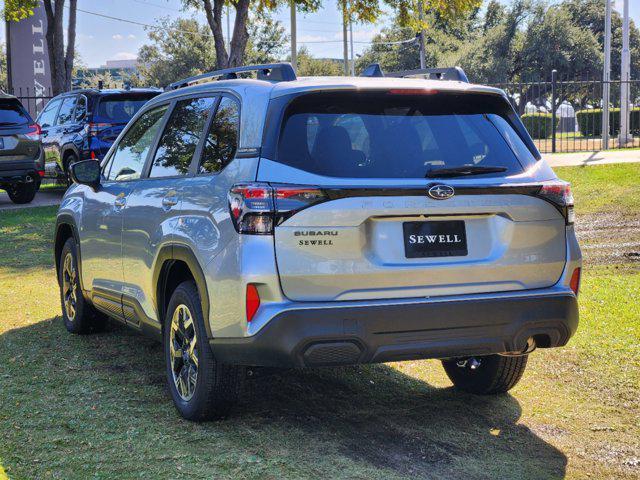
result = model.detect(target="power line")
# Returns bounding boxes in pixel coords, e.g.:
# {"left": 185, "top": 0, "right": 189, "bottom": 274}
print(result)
{"left": 74, "top": 5, "right": 415, "bottom": 47}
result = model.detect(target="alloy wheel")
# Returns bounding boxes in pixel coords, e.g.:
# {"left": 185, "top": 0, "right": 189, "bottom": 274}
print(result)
{"left": 169, "top": 304, "right": 198, "bottom": 401}
{"left": 62, "top": 252, "right": 78, "bottom": 321}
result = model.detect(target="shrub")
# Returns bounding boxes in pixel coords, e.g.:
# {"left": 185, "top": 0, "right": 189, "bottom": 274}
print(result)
{"left": 576, "top": 108, "right": 640, "bottom": 136}
{"left": 521, "top": 113, "right": 558, "bottom": 139}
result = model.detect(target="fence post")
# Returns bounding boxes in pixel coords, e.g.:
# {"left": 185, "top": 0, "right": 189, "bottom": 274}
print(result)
{"left": 551, "top": 70, "right": 557, "bottom": 153}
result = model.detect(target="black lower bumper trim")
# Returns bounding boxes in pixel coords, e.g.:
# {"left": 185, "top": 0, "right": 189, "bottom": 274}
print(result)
{"left": 210, "top": 292, "right": 579, "bottom": 368}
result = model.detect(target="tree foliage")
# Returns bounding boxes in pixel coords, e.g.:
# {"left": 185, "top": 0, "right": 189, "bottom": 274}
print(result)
{"left": 137, "top": 15, "right": 288, "bottom": 87}
{"left": 295, "top": 46, "right": 343, "bottom": 76}
{"left": 3, "top": 0, "right": 39, "bottom": 21}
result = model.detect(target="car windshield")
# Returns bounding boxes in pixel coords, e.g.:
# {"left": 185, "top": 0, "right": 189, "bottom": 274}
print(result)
{"left": 0, "top": 98, "right": 32, "bottom": 126}
{"left": 95, "top": 94, "right": 157, "bottom": 124}
{"left": 276, "top": 91, "right": 537, "bottom": 178}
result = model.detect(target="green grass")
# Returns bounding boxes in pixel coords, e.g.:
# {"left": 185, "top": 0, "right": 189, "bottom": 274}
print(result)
{"left": 555, "top": 163, "right": 640, "bottom": 215}
{"left": 0, "top": 165, "right": 639, "bottom": 479}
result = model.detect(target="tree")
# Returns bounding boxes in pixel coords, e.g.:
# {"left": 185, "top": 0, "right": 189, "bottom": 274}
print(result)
{"left": 43, "top": 0, "right": 77, "bottom": 95}
{"left": 295, "top": 47, "right": 343, "bottom": 76}
{"left": 138, "top": 18, "right": 217, "bottom": 88}
{"left": 3, "top": 0, "right": 39, "bottom": 21}
{"left": 137, "top": 15, "right": 288, "bottom": 87}
{"left": 183, "top": 0, "right": 318, "bottom": 69}
{"left": 0, "top": 43, "right": 7, "bottom": 89}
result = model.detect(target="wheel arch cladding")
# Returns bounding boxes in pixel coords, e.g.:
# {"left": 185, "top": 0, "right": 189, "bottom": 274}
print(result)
{"left": 153, "top": 245, "right": 212, "bottom": 338}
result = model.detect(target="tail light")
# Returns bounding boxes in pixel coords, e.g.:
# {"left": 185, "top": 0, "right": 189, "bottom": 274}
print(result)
{"left": 246, "top": 284, "right": 261, "bottom": 322}
{"left": 86, "top": 122, "right": 113, "bottom": 136}
{"left": 536, "top": 181, "right": 575, "bottom": 225}
{"left": 37, "top": 170, "right": 45, "bottom": 178}
{"left": 25, "top": 123, "right": 41, "bottom": 140}
{"left": 569, "top": 267, "right": 581, "bottom": 295}
{"left": 228, "top": 183, "right": 327, "bottom": 234}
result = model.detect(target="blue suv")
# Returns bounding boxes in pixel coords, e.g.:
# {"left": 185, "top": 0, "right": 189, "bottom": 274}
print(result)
{"left": 37, "top": 88, "right": 160, "bottom": 181}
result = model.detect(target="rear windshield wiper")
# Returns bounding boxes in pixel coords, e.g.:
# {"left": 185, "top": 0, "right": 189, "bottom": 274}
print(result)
{"left": 425, "top": 165, "right": 508, "bottom": 178}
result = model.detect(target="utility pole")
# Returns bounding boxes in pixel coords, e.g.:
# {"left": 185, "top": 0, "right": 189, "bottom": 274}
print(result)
{"left": 349, "top": 5, "right": 355, "bottom": 76}
{"left": 290, "top": 0, "right": 297, "bottom": 72}
{"left": 342, "top": 0, "right": 349, "bottom": 75}
{"left": 602, "top": 0, "right": 612, "bottom": 150}
{"left": 619, "top": 0, "right": 631, "bottom": 145}
{"left": 418, "top": 0, "right": 426, "bottom": 69}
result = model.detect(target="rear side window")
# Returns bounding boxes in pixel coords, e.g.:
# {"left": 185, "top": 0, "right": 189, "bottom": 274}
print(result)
{"left": 75, "top": 95, "right": 87, "bottom": 122}
{"left": 276, "top": 92, "right": 536, "bottom": 178}
{"left": 56, "top": 96, "right": 78, "bottom": 125}
{"left": 106, "top": 105, "right": 168, "bottom": 181}
{"left": 38, "top": 99, "right": 60, "bottom": 128}
{"left": 95, "top": 94, "right": 157, "bottom": 124}
{"left": 0, "top": 98, "right": 32, "bottom": 126}
{"left": 198, "top": 97, "right": 239, "bottom": 174}
{"left": 149, "top": 96, "right": 216, "bottom": 178}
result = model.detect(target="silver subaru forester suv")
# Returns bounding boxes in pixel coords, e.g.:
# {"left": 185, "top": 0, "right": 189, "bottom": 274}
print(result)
{"left": 55, "top": 63, "right": 581, "bottom": 420}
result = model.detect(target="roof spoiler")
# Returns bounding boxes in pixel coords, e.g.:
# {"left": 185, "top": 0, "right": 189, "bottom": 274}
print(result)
{"left": 360, "top": 64, "right": 469, "bottom": 83}
{"left": 166, "top": 63, "right": 297, "bottom": 91}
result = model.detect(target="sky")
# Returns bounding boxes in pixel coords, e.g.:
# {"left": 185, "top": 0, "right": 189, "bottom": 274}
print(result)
{"left": 1, "top": 0, "right": 639, "bottom": 67}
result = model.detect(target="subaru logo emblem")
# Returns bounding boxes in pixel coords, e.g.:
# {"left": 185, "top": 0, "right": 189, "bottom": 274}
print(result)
{"left": 428, "top": 184, "right": 455, "bottom": 200}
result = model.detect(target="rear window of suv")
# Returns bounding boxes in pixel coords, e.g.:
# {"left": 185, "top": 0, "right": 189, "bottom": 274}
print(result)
{"left": 95, "top": 94, "right": 157, "bottom": 124}
{"left": 276, "top": 91, "right": 537, "bottom": 178}
{"left": 0, "top": 98, "right": 32, "bottom": 126}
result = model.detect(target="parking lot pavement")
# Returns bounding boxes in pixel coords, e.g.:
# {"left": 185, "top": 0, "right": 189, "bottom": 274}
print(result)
{"left": 0, "top": 187, "right": 65, "bottom": 211}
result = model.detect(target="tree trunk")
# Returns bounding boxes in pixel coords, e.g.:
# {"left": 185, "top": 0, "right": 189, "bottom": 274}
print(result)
{"left": 65, "top": 0, "right": 77, "bottom": 91}
{"left": 228, "top": 0, "right": 250, "bottom": 67}
{"left": 43, "top": 0, "right": 77, "bottom": 95}
{"left": 203, "top": 0, "right": 229, "bottom": 69}
{"left": 201, "top": 0, "right": 250, "bottom": 69}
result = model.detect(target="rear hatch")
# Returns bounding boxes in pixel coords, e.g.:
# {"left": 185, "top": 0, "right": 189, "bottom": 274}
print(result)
{"left": 91, "top": 93, "right": 159, "bottom": 156}
{"left": 0, "top": 97, "right": 40, "bottom": 165}
{"left": 257, "top": 90, "right": 569, "bottom": 302}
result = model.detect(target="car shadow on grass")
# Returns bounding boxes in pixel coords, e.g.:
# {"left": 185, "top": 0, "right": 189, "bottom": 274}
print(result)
{"left": 0, "top": 317, "right": 567, "bottom": 480}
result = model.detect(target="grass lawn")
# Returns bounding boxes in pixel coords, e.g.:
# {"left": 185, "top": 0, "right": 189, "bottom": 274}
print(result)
{"left": 0, "top": 165, "right": 638, "bottom": 479}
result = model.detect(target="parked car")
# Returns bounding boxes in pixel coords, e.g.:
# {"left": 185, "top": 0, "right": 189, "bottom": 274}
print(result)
{"left": 54, "top": 63, "right": 581, "bottom": 420}
{"left": 0, "top": 92, "right": 44, "bottom": 204}
{"left": 37, "top": 88, "right": 160, "bottom": 182}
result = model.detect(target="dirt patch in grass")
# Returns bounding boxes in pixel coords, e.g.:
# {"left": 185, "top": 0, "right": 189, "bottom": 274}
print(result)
{"left": 575, "top": 212, "right": 640, "bottom": 266}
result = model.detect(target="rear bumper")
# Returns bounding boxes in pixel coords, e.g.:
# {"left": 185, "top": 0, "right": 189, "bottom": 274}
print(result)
{"left": 0, "top": 159, "right": 41, "bottom": 184}
{"left": 210, "top": 288, "right": 579, "bottom": 368}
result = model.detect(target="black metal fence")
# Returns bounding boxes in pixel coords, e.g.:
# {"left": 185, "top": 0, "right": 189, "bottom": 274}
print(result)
{"left": 4, "top": 77, "right": 640, "bottom": 154}
{"left": 487, "top": 74, "right": 640, "bottom": 153}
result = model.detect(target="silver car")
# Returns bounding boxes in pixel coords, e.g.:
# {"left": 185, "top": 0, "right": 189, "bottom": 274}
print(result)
{"left": 54, "top": 64, "right": 581, "bottom": 420}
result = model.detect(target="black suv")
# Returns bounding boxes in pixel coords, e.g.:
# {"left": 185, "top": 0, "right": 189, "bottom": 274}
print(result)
{"left": 37, "top": 88, "right": 160, "bottom": 181}
{"left": 0, "top": 92, "right": 44, "bottom": 204}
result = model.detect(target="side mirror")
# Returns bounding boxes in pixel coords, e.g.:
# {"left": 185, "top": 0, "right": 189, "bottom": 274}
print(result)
{"left": 70, "top": 159, "right": 101, "bottom": 188}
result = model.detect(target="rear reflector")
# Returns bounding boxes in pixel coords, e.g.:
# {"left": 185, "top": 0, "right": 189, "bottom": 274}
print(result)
{"left": 569, "top": 268, "right": 581, "bottom": 295}
{"left": 246, "top": 284, "right": 261, "bottom": 322}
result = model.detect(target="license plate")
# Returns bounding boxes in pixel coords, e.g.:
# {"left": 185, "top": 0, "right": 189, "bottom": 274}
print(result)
{"left": 403, "top": 221, "right": 468, "bottom": 258}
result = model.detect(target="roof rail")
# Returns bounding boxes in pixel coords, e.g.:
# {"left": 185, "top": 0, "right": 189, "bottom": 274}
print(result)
{"left": 387, "top": 67, "right": 469, "bottom": 83}
{"left": 166, "top": 63, "right": 297, "bottom": 90}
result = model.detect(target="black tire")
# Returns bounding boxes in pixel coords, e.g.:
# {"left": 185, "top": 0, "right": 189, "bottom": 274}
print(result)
{"left": 58, "top": 237, "right": 106, "bottom": 334}
{"left": 64, "top": 153, "right": 78, "bottom": 185}
{"left": 164, "top": 280, "right": 242, "bottom": 421}
{"left": 6, "top": 181, "right": 37, "bottom": 204}
{"left": 442, "top": 354, "right": 528, "bottom": 395}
